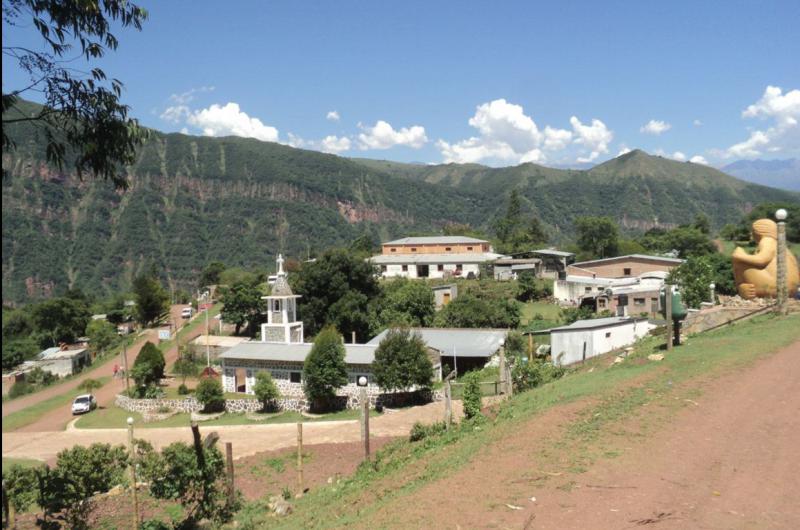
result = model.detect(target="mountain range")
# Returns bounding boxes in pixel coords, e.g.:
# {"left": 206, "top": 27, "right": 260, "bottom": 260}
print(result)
{"left": 722, "top": 159, "right": 800, "bottom": 191}
{"left": 2, "top": 100, "right": 798, "bottom": 304}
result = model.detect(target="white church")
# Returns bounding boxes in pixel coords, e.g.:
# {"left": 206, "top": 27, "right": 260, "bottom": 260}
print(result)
{"left": 219, "top": 255, "right": 380, "bottom": 397}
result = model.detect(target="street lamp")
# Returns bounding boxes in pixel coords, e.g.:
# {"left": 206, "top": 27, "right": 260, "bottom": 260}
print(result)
{"left": 709, "top": 282, "right": 716, "bottom": 304}
{"left": 776, "top": 209, "right": 788, "bottom": 314}
{"left": 358, "top": 376, "right": 370, "bottom": 459}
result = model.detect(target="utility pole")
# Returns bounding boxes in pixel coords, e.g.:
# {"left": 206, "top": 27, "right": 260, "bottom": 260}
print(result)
{"left": 205, "top": 291, "right": 210, "bottom": 367}
{"left": 776, "top": 209, "right": 788, "bottom": 315}
{"left": 127, "top": 417, "right": 140, "bottom": 529}
{"left": 296, "top": 422, "right": 304, "bottom": 496}
{"left": 122, "top": 342, "right": 130, "bottom": 394}
{"left": 665, "top": 284, "right": 673, "bottom": 351}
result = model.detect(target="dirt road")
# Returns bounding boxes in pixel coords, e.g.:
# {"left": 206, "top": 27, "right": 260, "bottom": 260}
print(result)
{"left": 1, "top": 400, "right": 461, "bottom": 463}
{"left": 369, "top": 339, "right": 800, "bottom": 529}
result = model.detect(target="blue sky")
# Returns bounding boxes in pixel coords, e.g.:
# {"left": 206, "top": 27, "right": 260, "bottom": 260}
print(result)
{"left": 4, "top": 0, "right": 799, "bottom": 167}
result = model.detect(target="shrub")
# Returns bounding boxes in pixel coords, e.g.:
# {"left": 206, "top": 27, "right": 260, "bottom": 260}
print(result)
{"left": 512, "top": 359, "right": 567, "bottom": 393}
{"left": 3, "top": 464, "right": 40, "bottom": 512}
{"left": 139, "top": 520, "right": 172, "bottom": 530}
{"left": 195, "top": 377, "right": 224, "bottom": 412}
{"left": 178, "top": 383, "right": 190, "bottom": 395}
{"left": 26, "top": 366, "right": 56, "bottom": 386}
{"left": 132, "top": 341, "right": 165, "bottom": 391}
{"left": 253, "top": 371, "right": 280, "bottom": 411}
{"left": 462, "top": 372, "right": 482, "bottom": 419}
{"left": 303, "top": 326, "right": 348, "bottom": 410}
{"left": 373, "top": 328, "right": 433, "bottom": 392}
{"left": 409, "top": 421, "right": 447, "bottom": 442}
{"left": 8, "top": 380, "right": 33, "bottom": 398}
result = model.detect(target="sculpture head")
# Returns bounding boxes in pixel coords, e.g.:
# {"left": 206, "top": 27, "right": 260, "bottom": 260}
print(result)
{"left": 751, "top": 218, "right": 778, "bottom": 242}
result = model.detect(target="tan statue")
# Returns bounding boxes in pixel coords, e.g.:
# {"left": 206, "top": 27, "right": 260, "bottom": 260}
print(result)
{"left": 732, "top": 218, "right": 799, "bottom": 299}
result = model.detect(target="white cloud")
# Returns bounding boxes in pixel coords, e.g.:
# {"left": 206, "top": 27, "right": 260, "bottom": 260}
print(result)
{"left": 617, "top": 145, "right": 632, "bottom": 156}
{"left": 168, "top": 86, "right": 215, "bottom": 105}
{"left": 320, "top": 135, "right": 351, "bottom": 153}
{"left": 640, "top": 119, "right": 672, "bottom": 135}
{"left": 724, "top": 85, "right": 800, "bottom": 158}
{"left": 570, "top": 116, "right": 613, "bottom": 163}
{"left": 357, "top": 120, "right": 427, "bottom": 150}
{"left": 468, "top": 99, "right": 542, "bottom": 152}
{"left": 180, "top": 127, "right": 189, "bottom": 135}
{"left": 693, "top": 119, "right": 703, "bottom": 127}
{"left": 160, "top": 105, "right": 190, "bottom": 124}
{"left": 187, "top": 102, "right": 279, "bottom": 142}
{"left": 543, "top": 126, "right": 572, "bottom": 151}
{"left": 326, "top": 110, "right": 340, "bottom": 122}
{"left": 671, "top": 151, "right": 687, "bottom": 162}
{"left": 689, "top": 155, "right": 708, "bottom": 165}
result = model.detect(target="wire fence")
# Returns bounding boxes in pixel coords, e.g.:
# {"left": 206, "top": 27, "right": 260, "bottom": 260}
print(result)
{"left": 449, "top": 380, "right": 505, "bottom": 399}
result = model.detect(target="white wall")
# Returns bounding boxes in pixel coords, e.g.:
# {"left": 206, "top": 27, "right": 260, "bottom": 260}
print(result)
{"left": 554, "top": 280, "right": 608, "bottom": 303}
{"left": 551, "top": 321, "right": 654, "bottom": 366}
{"left": 381, "top": 262, "right": 482, "bottom": 279}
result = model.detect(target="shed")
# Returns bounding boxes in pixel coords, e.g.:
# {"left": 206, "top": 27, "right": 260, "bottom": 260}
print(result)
{"left": 492, "top": 258, "right": 541, "bottom": 280}
{"left": 549, "top": 317, "right": 654, "bottom": 366}
{"left": 31, "top": 346, "right": 91, "bottom": 377}
{"left": 431, "top": 284, "right": 458, "bottom": 309}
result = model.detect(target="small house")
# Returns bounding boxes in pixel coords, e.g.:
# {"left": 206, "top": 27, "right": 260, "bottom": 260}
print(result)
{"left": 492, "top": 258, "right": 541, "bottom": 281}
{"left": 531, "top": 249, "right": 576, "bottom": 280}
{"left": 30, "top": 346, "right": 91, "bottom": 377}
{"left": 549, "top": 317, "right": 654, "bottom": 366}
{"left": 431, "top": 284, "right": 458, "bottom": 309}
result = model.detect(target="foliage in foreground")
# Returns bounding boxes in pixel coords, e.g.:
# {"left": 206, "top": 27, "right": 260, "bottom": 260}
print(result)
{"left": 461, "top": 372, "right": 483, "bottom": 419}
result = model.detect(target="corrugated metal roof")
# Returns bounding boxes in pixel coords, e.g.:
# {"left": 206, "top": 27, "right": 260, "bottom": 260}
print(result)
{"left": 384, "top": 236, "right": 488, "bottom": 245}
{"left": 532, "top": 249, "right": 575, "bottom": 257}
{"left": 189, "top": 335, "right": 249, "bottom": 347}
{"left": 219, "top": 342, "right": 377, "bottom": 364}
{"left": 37, "top": 347, "right": 88, "bottom": 360}
{"left": 550, "top": 317, "right": 641, "bottom": 332}
{"left": 572, "top": 254, "right": 684, "bottom": 267}
{"left": 366, "top": 328, "right": 507, "bottom": 358}
{"left": 370, "top": 252, "right": 503, "bottom": 264}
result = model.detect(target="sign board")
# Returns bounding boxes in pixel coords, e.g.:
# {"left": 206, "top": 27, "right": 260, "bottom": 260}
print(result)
{"left": 158, "top": 328, "right": 171, "bottom": 341}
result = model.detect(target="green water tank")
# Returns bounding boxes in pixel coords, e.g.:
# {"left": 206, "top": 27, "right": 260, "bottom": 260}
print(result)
{"left": 660, "top": 286, "right": 688, "bottom": 321}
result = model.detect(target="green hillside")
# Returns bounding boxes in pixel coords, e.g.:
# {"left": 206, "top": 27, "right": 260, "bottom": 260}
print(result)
{"left": 2, "top": 99, "right": 798, "bottom": 304}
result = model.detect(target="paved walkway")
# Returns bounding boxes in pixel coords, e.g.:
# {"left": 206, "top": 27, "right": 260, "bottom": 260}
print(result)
{"left": 2, "top": 400, "right": 463, "bottom": 463}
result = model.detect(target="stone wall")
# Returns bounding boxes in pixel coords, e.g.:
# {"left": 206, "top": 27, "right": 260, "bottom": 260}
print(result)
{"left": 681, "top": 306, "right": 771, "bottom": 335}
{"left": 115, "top": 394, "right": 203, "bottom": 414}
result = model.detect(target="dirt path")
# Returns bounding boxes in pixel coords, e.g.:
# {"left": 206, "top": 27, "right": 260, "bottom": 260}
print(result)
{"left": 367, "top": 339, "right": 800, "bottom": 530}
{"left": 1, "top": 399, "right": 463, "bottom": 464}
{"left": 7, "top": 305, "right": 200, "bottom": 433}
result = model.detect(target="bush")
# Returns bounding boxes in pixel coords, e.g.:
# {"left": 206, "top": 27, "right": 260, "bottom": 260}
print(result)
{"left": 139, "top": 520, "right": 172, "bottom": 530}
{"left": 26, "top": 366, "right": 57, "bottom": 386}
{"left": 373, "top": 328, "right": 434, "bottom": 392}
{"left": 303, "top": 326, "right": 348, "bottom": 410}
{"left": 195, "top": 377, "right": 224, "bottom": 412}
{"left": 3, "top": 464, "right": 40, "bottom": 512}
{"left": 8, "top": 380, "right": 33, "bottom": 398}
{"left": 409, "top": 421, "right": 447, "bottom": 442}
{"left": 134, "top": 341, "right": 166, "bottom": 380}
{"left": 177, "top": 383, "right": 190, "bottom": 395}
{"left": 512, "top": 359, "right": 566, "bottom": 393}
{"left": 253, "top": 371, "right": 280, "bottom": 411}
{"left": 462, "top": 372, "right": 482, "bottom": 419}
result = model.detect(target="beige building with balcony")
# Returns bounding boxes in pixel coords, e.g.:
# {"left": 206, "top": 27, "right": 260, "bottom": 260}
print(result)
{"left": 371, "top": 236, "right": 503, "bottom": 279}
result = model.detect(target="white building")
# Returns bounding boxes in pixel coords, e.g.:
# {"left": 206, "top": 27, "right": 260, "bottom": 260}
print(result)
{"left": 549, "top": 317, "right": 655, "bottom": 366}
{"left": 370, "top": 236, "right": 504, "bottom": 279}
{"left": 24, "top": 346, "right": 91, "bottom": 377}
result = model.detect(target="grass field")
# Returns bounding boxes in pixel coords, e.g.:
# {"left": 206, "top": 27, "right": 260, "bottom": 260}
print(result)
{"left": 249, "top": 312, "right": 800, "bottom": 529}
{"left": 2, "top": 376, "right": 111, "bottom": 432}
{"left": 2, "top": 457, "right": 45, "bottom": 470}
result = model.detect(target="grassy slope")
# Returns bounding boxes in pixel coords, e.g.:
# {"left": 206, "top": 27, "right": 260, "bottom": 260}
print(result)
{"left": 252, "top": 312, "right": 800, "bottom": 528}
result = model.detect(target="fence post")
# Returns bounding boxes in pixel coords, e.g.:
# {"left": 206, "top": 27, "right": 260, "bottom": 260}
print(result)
{"left": 296, "top": 422, "right": 304, "bottom": 496}
{"left": 665, "top": 284, "right": 673, "bottom": 351}
{"left": 443, "top": 370, "right": 457, "bottom": 428}
{"left": 225, "top": 442, "right": 235, "bottom": 508}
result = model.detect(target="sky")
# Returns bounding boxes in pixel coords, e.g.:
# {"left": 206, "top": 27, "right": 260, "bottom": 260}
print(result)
{"left": 3, "top": 0, "right": 800, "bottom": 168}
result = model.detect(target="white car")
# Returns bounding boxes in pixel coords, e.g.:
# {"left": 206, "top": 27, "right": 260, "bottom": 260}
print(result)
{"left": 71, "top": 394, "right": 97, "bottom": 415}
{"left": 181, "top": 307, "right": 193, "bottom": 319}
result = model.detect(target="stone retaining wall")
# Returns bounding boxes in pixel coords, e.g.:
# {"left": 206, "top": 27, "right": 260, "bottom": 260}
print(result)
{"left": 116, "top": 388, "right": 444, "bottom": 415}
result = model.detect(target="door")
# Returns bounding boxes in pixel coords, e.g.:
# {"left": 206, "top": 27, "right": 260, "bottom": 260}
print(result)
{"left": 442, "top": 292, "right": 451, "bottom": 305}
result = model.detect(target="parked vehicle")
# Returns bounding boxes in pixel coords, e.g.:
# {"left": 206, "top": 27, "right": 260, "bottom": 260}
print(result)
{"left": 181, "top": 307, "right": 193, "bottom": 318}
{"left": 71, "top": 394, "right": 97, "bottom": 415}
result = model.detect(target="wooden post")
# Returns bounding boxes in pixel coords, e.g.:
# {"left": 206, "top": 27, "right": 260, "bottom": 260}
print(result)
{"left": 527, "top": 334, "right": 534, "bottom": 359}
{"left": 351, "top": 331, "right": 357, "bottom": 344}
{"left": 498, "top": 346, "right": 506, "bottom": 395}
{"left": 506, "top": 364, "right": 513, "bottom": 397}
{"left": 665, "top": 284, "right": 673, "bottom": 351}
{"left": 127, "top": 419, "right": 140, "bottom": 529}
{"left": 122, "top": 342, "right": 130, "bottom": 394}
{"left": 225, "top": 442, "right": 235, "bottom": 508}
{"left": 443, "top": 369, "right": 456, "bottom": 428}
{"left": 296, "top": 423, "right": 303, "bottom": 495}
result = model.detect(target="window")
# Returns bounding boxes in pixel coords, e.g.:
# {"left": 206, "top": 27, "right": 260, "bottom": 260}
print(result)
{"left": 381, "top": 265, "right": 387, "bottom": 272}
{"left": 272, "top": 300, "right": 280, "bottom": 312}
{"left": 585, "top": 287, "right": 592, "bottom": 293}
{"left": 445, "top": 247, "right": 452, "bottom": 252}
{"left": 466, "top": 246, "right": 473, "bottom": 251}
{"left": 634, "top": 298, "right": 646, "bottom": 305}
{"left": 390, "top": 247, "right": 396, "bottom": 252}
{"left": 598, "top": 299, "right": 606, "bottom": 308}
{"left": 411, "top": 247, "right": 417, "bottom": 252}
{"left": 623, "top": 268, "right": 632, "bottom": 276}
{"left": 290, "top": 372, "right": 301, "bottom": 383}
{"left": 605, "top": 332, "right": 611, "bottom": 338}
{"left": 456, "top": 264, "right": 463, "bottom": 271}
{"left": 437, "top": 264, "right": 444, "bottom": 271}
{"left": 402, "top": 265, "right": 408, "bottom": 272}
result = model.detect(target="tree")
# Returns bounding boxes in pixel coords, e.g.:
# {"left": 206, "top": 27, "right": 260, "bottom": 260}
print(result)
{"left": 131, "top": 341, "right": 165, "bottom": 391}
{"left": 199, "top": 261, "right": 226, "bottom": 290}
{"left": 253, "top": 371, "right": 280, "bottom": 411}
{"left": 516, "top": 272, "right": 550, "bottom": 302}
{"left": 85, "top": 319, "right": 117, "bottom": 354}
{"left": 575, "top": 216, "right": 619, "bottom": 259}
{"left": 461, "top": 372, "right": 482, "bottom": 419}
{"left": 693, "top": 213, "right": 711, "bottom": 235}
{"left": 668, "top": 256, "right": 715, "bottom": 308}
{"left": 293, "top": 248, "right": 381, "bottom": 338}
{"left": 373, "top": 328, "right": 434, "bottom": 392}
{"left": 743, "top": 202, "right": 800, "bottom": 243}
{"left": 434, "top": 294, "right": 520, "bottom": 328}
{"left": 78, "top": 378, "right": 103, "bottom": 397}
{"left": 494, "top": 189, "right": 523, "bottom": 245}
{"left": 375, "top": 278, "right": 435, "bottom": 328}
{"left": 303, "top": 326, "right": 348, "bottom": 410}
{"left": 2, "top": 0, "right": 149, "bottom": 188}
{"left": 220, "top": 280, "right": 266, "bottom": 336}
{"left": 195, "top": 377, "right": 224, "bottom": 412}
{"left": 173, "top": 357, "right": 199, "bottom": 385}
{"left": 29, "top": 296, "right": 91, "bottom": 347}
{"left": 132, "top": 270, "right": 169, "bottom": 327}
